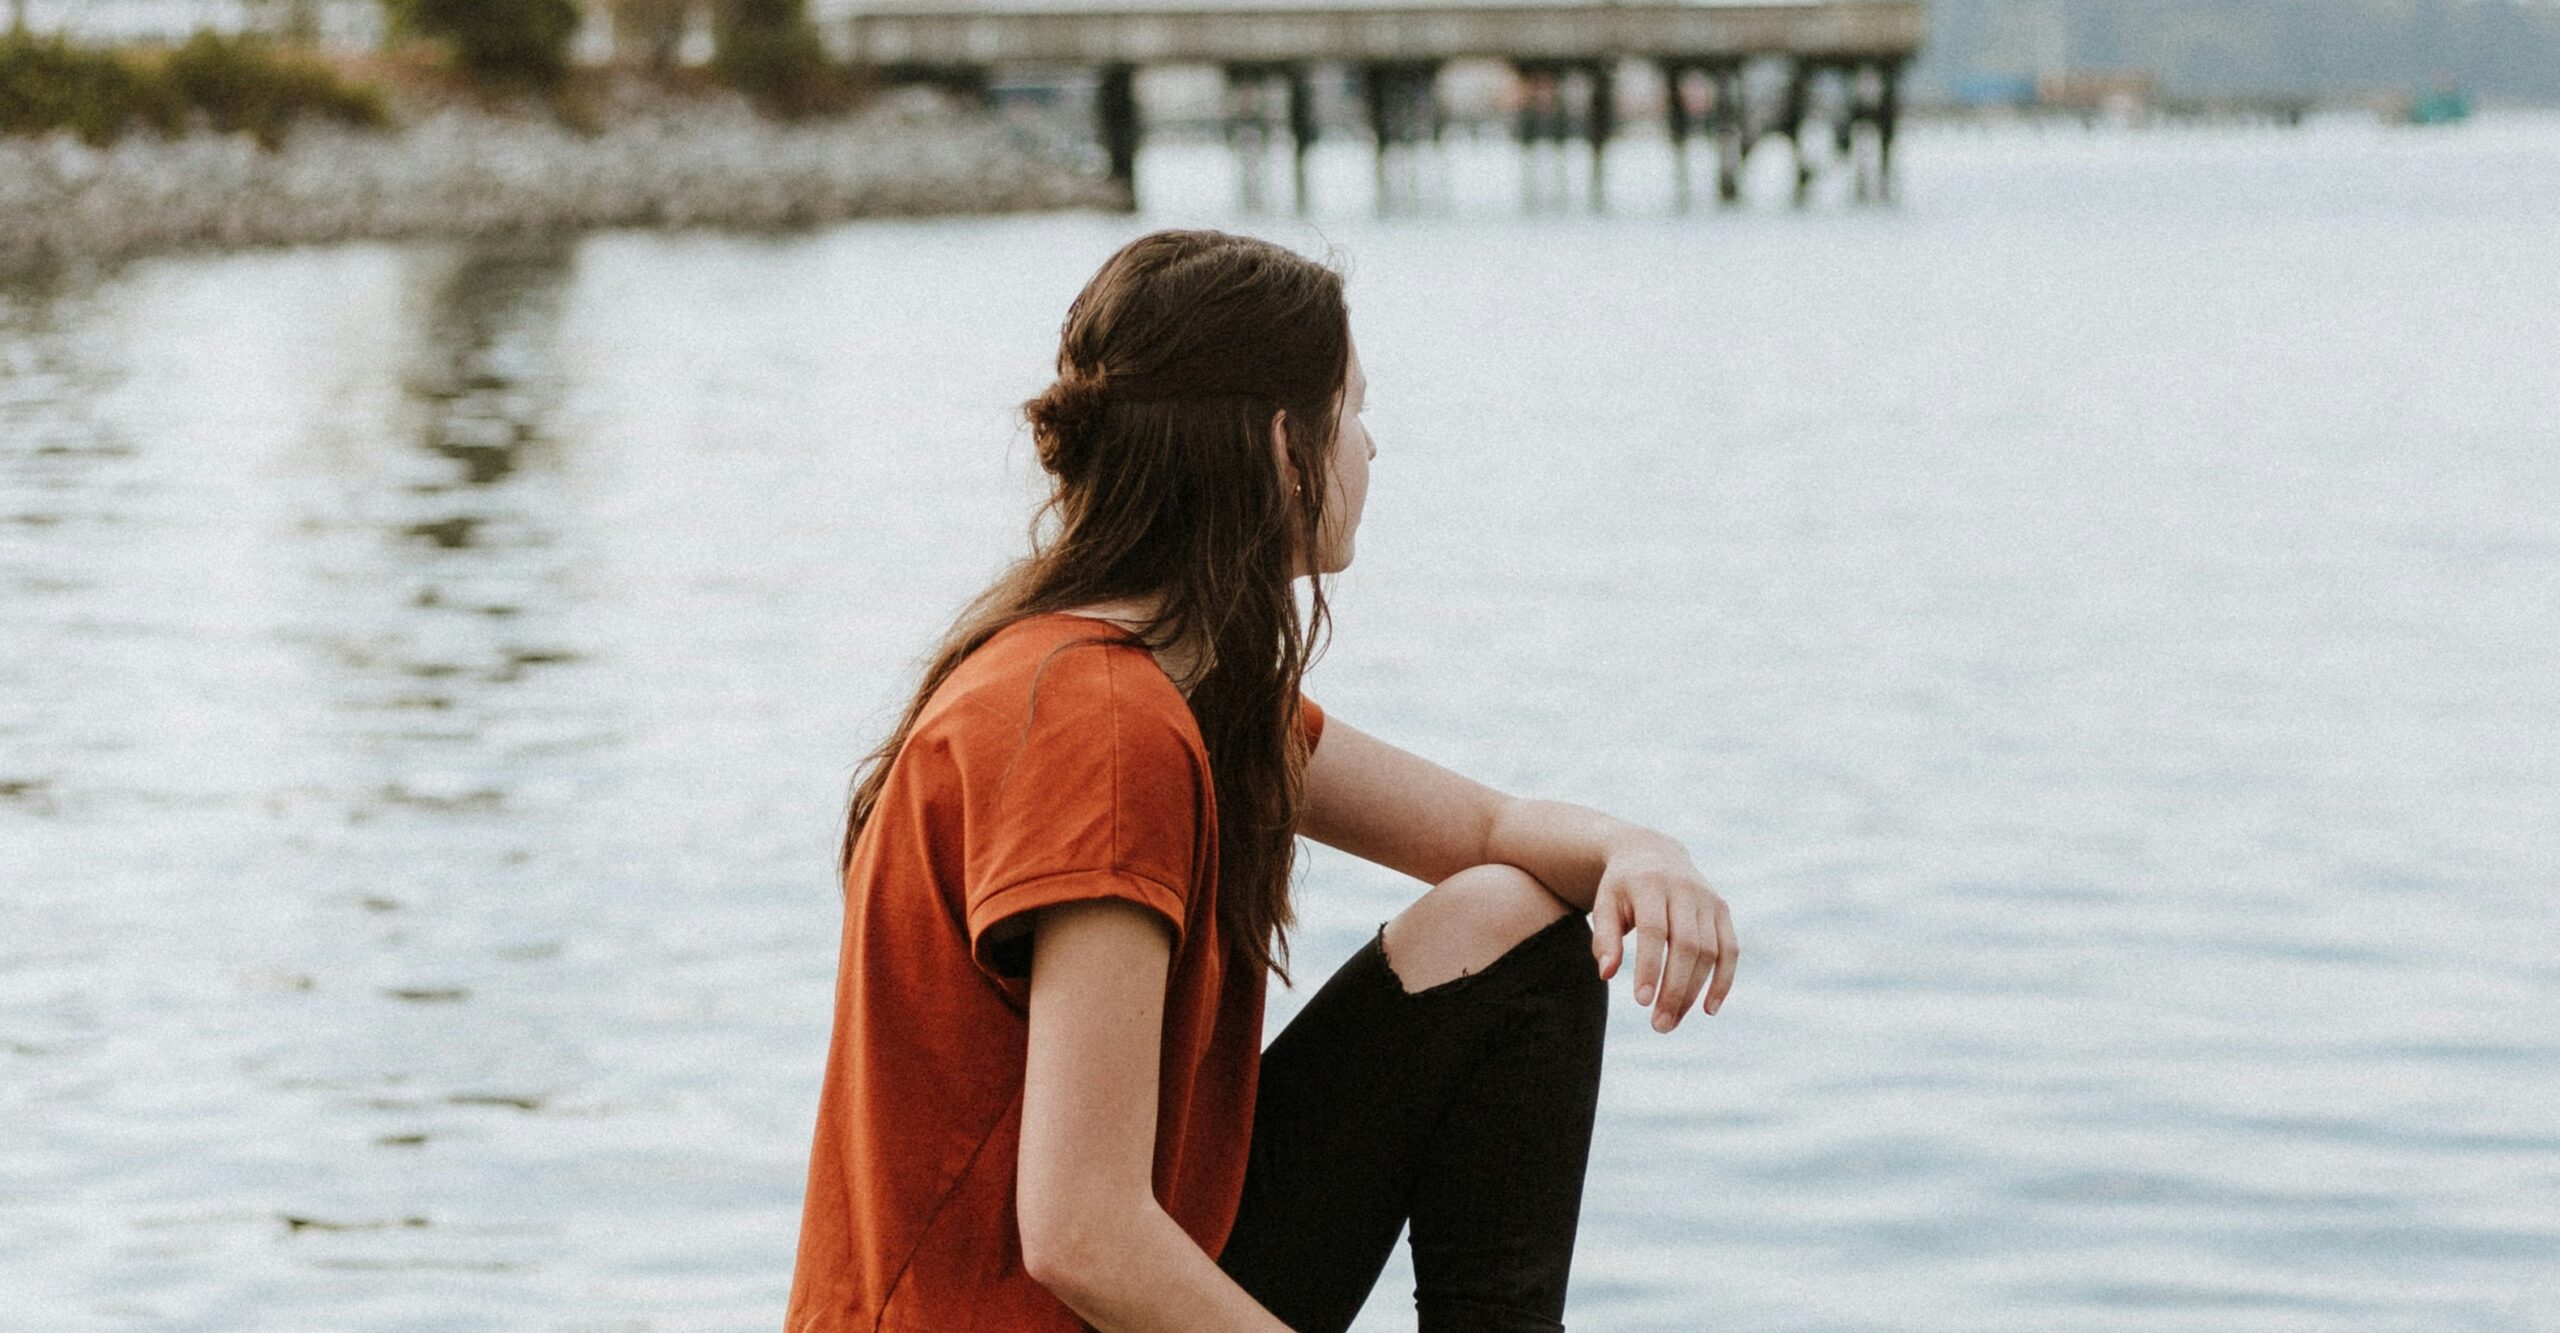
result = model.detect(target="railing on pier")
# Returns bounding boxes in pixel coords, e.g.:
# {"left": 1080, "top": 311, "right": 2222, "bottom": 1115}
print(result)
{"left": 836, "top": 1, "right": 1927, "bottom": 67}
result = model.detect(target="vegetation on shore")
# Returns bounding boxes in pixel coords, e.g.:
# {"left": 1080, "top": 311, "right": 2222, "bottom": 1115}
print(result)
{"left": 3, "top": 0, "right": 868, "bottom": 149}
{"left": 1, "top": 0, "right": 1109, "bottom": 272}
{"left": 0, "top": 29, "right": 387, "bottom": 148}
{"left": 382, "top": 0, "right": 585, "bottom": 90}
{"left": 703, "top": 0, "right": 847, "bottom": 116}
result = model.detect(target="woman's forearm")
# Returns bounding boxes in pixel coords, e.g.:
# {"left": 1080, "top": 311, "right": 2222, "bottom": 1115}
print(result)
{"left": 1484, "top": 796, "right": 1737, "bottom": 1023}
{"left": 1036, "top": 1200, "right": 1293, "bottom": 1332}
{"left": 1481, "top": 795, "right": 1691, "bottom": 913}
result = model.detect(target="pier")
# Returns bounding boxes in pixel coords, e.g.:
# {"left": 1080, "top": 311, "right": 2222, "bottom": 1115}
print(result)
{"left": 833, "top": 1, "right": 1928, "bottom": 211}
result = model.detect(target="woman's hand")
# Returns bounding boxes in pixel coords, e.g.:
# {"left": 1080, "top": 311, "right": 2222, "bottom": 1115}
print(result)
{"left": 1591, "top": 849, "right": 1737, "bottom": 1032}
{"left": 1286, "top": 716, "right": 1737, "bottom": 1031}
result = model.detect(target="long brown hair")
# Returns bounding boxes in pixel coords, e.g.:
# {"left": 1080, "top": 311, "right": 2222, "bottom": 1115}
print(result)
{"left": 840, "top": 229, "right": 1348, "bottom": 987}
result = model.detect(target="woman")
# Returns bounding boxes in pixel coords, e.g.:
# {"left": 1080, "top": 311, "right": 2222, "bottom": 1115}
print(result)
{"left": 787, "top": 229, "right": 1736, "bottom": 1332}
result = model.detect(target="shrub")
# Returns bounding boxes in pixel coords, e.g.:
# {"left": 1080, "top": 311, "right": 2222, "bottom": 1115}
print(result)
{"left": 381, "top": 0, "right": 584, "bottom": 90}
{"left": 160, "top": 33, "right": 389, "bottom": 147}
{"left": 0, "top": 29, "right": 384, "bottom": 149}
{"left": 713, "top": 0, "right": 851, "bottom": 117}
{"left": 0, "top": 30, "right": 183, "bottom": 146}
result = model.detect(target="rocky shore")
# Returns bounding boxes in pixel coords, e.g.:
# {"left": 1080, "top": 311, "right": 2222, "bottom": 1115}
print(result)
{"left": 0, "top": 83, "right": 1123, "bottom": 272}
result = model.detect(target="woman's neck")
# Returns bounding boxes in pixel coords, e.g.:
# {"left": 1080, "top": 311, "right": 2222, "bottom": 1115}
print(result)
{"left": 1055, "top": 597, "right": 1206, "bottom": 694}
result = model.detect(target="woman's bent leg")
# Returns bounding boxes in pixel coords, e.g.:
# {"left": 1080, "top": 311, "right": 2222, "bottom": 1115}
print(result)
{"left": 1404, "top": 913, "right": 1609, "bottom": 1331}
{"left": 1217, "top": 876, "right": 1610, "bottom": 1332}
{"left": 1216, "top": 921, "right": 1432, "bottom": 1332}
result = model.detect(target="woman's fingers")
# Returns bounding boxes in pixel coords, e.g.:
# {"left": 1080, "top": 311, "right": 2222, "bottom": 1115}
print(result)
{"left": 1655, "top": 896, "right": 1707, "bottom": 1031}
{"left": 1703, "top": 898, "right": 1739, "bottom": 1016}
{"left": 1650, "top": 895, "right": 1701, "bottom": 1031}
{"left": 1598, "top": 871, "right": 1739, "bottom": 1028}
{"left": 1591, "top": 882, "right": 1625, "bottom": 980}
{"left": 1630, "top": 894, "right": 1669, "bottom": 1010}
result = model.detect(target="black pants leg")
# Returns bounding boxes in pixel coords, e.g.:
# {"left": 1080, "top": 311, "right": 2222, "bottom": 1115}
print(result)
{"left": 1216, "top": 908, "right": 1610, "bottom": 1332}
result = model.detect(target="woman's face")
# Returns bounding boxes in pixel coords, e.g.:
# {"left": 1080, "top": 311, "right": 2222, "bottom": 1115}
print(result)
{"left": 1290, "top": 334, "right": 1371, "bottom": 577}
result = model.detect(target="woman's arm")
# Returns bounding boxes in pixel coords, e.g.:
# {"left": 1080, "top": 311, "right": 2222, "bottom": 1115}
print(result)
{"left": 1017, "top": 898, "right": 1294, "bottom": 1332}
{"left": 1298, "top": 714, "right": 1738, "bottom": 1027}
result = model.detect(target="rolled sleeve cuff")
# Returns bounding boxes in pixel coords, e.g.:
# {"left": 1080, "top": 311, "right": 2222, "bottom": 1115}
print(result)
{"left": 966, "top": 867, "right": 1186, "bottom": 992}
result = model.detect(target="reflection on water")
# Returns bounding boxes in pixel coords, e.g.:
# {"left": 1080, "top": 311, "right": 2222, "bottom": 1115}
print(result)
{"left": 0, "top": 269, "right": 131, "bottom": 611}
{"left": 0, "top": 238, "right": 671, "bottom": 1318}
{"left": 289, "top": 239, "right": 586, "bottom": 816}
{"left": 7, "top": 121, "right": 2560, "bottom": 1329}
{"left": 409, "top": 246, "right": 567, "bottom": 493}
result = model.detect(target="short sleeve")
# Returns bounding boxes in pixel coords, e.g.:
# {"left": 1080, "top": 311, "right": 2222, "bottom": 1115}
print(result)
{"left": 958, "top": 645, "right": 1205, "bottom": 990}
{"left": 967, "top": 868, "right": 1186, "bottom": 988}
{"left": 1298, "top": 692, "right": 1326, "bottom": 755}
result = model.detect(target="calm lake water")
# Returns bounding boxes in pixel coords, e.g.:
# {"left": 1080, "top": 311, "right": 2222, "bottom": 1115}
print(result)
{"left": 5, "top": 115, "right": 2558, "bottom": 1331}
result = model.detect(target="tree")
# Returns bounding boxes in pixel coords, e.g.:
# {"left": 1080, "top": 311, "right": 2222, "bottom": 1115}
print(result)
{"left": 382, "top": 0, "right": 584, "bottom": 90}
{"left": 713, "top": 0, "right": 840, "bottom": 115}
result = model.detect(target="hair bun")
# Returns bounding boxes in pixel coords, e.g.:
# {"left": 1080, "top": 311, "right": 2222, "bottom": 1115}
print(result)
{"left": 1026, "top": 364, "right": 1112, "bottom": 473}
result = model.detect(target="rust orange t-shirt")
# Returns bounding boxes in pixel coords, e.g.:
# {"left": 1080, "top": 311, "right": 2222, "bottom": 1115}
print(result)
{"left": 786, "top": 611, "right": 1325, "bottom": 1332}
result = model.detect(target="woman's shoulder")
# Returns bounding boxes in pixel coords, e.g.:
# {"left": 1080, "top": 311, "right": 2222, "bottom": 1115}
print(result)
{"left": 925, "top": 613, "right": 1201, "bottom": 755}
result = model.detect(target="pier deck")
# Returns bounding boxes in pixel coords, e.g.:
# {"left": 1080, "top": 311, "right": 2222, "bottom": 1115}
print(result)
{"left": 836, "top": 1, "right": 1926, "bottom": 67}
{"left": 830, "top": 0, "right": 1928, "bottom": 210}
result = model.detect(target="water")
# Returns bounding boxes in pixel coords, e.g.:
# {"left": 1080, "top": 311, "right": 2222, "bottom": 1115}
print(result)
{"left": 5, "top": 115, "right": 2558, "bottom": 1330}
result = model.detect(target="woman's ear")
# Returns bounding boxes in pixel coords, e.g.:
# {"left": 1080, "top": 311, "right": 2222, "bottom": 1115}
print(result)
{"left": 1269, "top": 409, "right": 1298, "bottom": 495}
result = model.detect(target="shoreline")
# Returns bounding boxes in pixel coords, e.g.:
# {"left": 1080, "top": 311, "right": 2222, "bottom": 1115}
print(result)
{"left": 0, "top": 82, "right": 1123, "bottom": 275}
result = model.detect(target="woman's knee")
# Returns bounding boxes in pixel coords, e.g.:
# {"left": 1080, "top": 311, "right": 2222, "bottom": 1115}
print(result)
{"left": 1379, "top": 864, "right": 1576, "bottom": 995}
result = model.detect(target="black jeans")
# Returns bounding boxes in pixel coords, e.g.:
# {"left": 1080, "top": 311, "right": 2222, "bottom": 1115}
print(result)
{"left": 1216, "top": 908, "right": 1611, "bottom": 1332}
